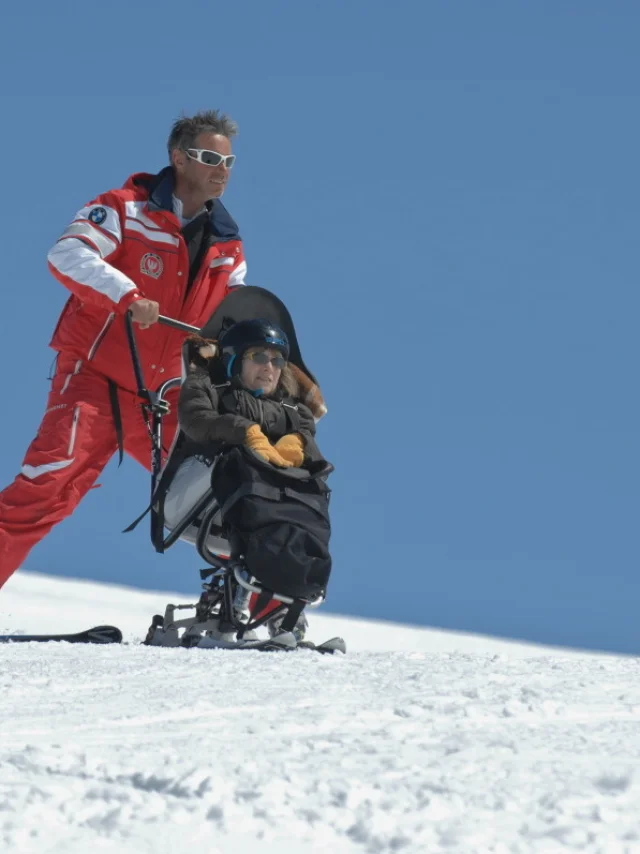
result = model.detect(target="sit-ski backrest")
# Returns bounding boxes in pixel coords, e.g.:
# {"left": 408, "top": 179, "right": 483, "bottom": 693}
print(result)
{"left": 149, "top": 340, "right": 200, "bottom": 555}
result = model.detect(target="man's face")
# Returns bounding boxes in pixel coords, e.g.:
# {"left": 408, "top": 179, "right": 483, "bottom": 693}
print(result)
{"left": 173, "top": 132, "right": 233, "bottom": 200}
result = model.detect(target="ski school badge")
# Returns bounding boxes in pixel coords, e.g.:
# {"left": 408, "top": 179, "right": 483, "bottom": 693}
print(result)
{"left": 88, "top": 206, "right": 107, "bottom": 225}
{"left": 140, "top": 252, "right": 163, "bottom": 279}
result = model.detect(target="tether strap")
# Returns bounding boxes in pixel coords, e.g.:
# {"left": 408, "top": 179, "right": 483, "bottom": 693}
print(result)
{"left": 279, "top": 599, "right": 305, "bottom": 634}
{"left": 122, "top": 502, "right": 151, "bottom": 533}
{"left": 107, "top": 380, "right": 124, "bottom": 466}
{"left": 123, "top": 450, "right": 182, "bottom": 536}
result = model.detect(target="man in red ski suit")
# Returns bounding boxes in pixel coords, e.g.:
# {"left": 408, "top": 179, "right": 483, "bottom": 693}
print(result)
{"left": 0, "top": 110, "right": 246, "bottom": 589}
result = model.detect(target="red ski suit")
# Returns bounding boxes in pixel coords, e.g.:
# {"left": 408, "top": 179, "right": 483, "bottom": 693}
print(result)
{"left": 0, "top": 168, "right": 246, "bottom": 588}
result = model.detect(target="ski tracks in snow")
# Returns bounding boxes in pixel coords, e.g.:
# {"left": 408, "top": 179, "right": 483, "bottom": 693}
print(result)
{"left": 1, "top": 645, "right": 640, "bottom": 853}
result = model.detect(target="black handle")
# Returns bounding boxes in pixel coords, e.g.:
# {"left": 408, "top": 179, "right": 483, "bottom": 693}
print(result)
{"left": 158, "top": 315, "right": 200, "bottom": 335}
{"left": 125, "top": 312, "right": 200, "bottom": 397}
{"left": 124, "top": 312, "right": 149, "bottom": 401}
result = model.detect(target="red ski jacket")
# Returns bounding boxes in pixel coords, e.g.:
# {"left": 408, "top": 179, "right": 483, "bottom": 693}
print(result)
{"left": 47, "top": 168, "right": 246, "bottom": 393}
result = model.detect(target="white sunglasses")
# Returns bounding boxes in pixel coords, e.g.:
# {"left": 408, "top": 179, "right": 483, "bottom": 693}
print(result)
{"left": 185, "top": 148, "right": 236, "bottom": 169}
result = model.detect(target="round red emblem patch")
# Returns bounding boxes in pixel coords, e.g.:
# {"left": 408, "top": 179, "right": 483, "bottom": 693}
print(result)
{"left": 140, "top": 253, "right": 163, "bottom": 279}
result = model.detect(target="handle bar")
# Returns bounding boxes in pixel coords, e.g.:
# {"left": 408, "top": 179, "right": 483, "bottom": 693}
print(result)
{"left": 158, "top": 315, "right": 201, "bottom": 335}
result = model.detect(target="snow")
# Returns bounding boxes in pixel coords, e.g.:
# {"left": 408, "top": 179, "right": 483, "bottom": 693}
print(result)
{"left": 1, "top": 572, "right": 639, "bottom": 853}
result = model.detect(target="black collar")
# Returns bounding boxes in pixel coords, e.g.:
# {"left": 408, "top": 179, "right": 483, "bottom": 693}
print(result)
{"left": 137, "top": 167, "right": 241, "bottom": 239}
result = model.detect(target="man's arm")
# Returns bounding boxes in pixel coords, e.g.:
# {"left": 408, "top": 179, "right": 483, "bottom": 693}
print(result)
{"left": 47, "top": 195, "right": 157, "bottom": 325}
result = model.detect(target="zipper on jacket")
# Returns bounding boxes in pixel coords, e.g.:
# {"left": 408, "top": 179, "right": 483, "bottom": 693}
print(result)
{"left": 88, "top": 313, "right": 115, "bottom": 360}
{"left": 60, "top": 360, "right": 83, "bottom": 394}
{"left": 68, "top": 407, "right": 80, "bottom": 456}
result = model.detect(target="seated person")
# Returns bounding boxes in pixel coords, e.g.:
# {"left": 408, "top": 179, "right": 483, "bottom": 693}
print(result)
{"left": 166, "top": 318, "right": 332, "bottom": 641}
{"left": 179, "top": 319, "right": 327, "bottom": 471}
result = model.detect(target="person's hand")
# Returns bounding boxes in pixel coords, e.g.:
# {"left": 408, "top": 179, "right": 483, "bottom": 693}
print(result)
{"left": 129, "top": 299, "right": 160, "bottom": 329}
{"left": 244, "top": 425, "right": 293, "bottom": 467}
{"left": 274, "top": 434, "right": 305, "bottom": 467}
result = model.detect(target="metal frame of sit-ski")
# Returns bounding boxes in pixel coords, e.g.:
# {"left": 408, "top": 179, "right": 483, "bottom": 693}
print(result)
{"left": 124, "top": 312, "right": 324, "bottom": 648}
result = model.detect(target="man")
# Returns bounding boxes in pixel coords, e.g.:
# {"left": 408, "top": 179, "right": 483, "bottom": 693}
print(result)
{"left": 0, "top": 110, "right": 246, "bottom": 589}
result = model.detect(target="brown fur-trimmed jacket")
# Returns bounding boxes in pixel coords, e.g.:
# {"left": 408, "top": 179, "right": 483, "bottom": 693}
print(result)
{"left": 178, "top": 366, "right": 328, "bottom": 470}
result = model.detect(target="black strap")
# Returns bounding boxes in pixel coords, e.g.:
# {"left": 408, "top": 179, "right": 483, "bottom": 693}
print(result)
{"left": 107, "top": 380, "right": 124, "bottom": 466}
{"left": 279, "top": 599, "right": 306, "bottom": 634}
{"left": 282, "top": 398, "right": 302, "bottom": 433}
{"left": 122, "top": 441, "right": 187, "bottom": 540}
{"left": 219, "top": 480, "right": 282, "bottom": 518}
{"left": 283, "top": 487, "right": 326, "bottom": 513}
{"left": 245, "top": 570, "right": 306, "bottom": 635}
{"left": 122, "top": 502, "right": 151, "bottom": 533}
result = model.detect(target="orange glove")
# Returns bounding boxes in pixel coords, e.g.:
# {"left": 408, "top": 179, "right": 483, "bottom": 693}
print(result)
{"left": 274, "top": 434, "right": 305, "bottom": 467}
{"left": 244, "top": 425, "right": 293, "bottom": 467}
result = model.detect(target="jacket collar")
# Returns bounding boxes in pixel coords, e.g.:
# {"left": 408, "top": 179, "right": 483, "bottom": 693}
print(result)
{"left": 128, "top": 167, "right": 241, "bottom": 239}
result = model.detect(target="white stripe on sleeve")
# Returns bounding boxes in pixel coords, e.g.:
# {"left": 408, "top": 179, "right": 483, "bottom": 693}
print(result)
{"left": 72, "top": 205, "right": 122, "bottom": 244}
{"left": 48, "top": 238, "right": 138, "bottom": 304}
{"left": 228, "top": 260, "right": 247, "bottom": 287}
{"left": 60, "top": 222, "right": 118, "bottom": 259}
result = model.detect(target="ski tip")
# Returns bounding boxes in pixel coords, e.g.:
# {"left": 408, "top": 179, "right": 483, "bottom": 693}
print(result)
{"left": 298, "top": 636, "right": 347, "bottom": 654}
{"left": 0, "top": 625, "right": 124, "bottom": 645}
{"left": 87, "top": 626, "right": 123, "bottom": 644}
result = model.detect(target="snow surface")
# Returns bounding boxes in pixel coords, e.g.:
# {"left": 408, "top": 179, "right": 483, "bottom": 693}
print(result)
{"left": 1, "top": 572, "right": 640, "bottom": 854}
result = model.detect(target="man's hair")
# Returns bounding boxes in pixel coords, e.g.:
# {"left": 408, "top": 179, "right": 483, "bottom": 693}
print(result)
{"left": 167, "top": 110, "right": 238, "bottom": 159}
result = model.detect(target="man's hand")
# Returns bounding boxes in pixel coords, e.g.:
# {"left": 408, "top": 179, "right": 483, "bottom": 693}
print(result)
{"left": 129, "top": 299, "right": 160, "bottom": 329}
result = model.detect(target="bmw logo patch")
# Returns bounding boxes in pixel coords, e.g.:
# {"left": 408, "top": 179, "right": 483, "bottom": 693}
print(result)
{"left": 88, "top": 206, "right": 107, "bottom": 225}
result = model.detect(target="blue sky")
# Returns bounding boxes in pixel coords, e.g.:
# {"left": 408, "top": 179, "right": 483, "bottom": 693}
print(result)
{"left": 1, "top": 1, "right": 639, "bottom": 653}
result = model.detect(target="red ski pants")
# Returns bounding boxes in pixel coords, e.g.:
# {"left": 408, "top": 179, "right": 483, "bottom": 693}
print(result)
{"left": 0, "top": 355, "right": 177, "bottom": 588}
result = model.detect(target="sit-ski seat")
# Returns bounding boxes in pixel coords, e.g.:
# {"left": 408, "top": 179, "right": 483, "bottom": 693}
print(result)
{"left": 124, "top": 285, "right": 329, "bottom": 648}
{"left": 161, "top": 450, "right": 231, "bottom": 559}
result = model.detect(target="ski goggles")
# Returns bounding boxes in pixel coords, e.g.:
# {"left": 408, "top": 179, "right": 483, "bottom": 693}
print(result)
{"left": 185, "top": 148, "right": 236, "bottom": 168}
{"left": 244, "top": 350, "right": 286, "bottom": 369}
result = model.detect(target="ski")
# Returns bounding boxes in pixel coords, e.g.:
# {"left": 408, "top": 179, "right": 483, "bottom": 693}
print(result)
{"left": 0, "top": 625, "right": 123, "bottom": 645}
{"left": 197, "top": 636, "right": 347, "bottom": 654}
{"left": 298, "top": 636, "right": 347, "bottom": 655}
{"left": 182, "top": 633, "right": 346, "bottom": 653}
{"left": 186, "top": 633, "right": 296, "bottom": 652}
{"left": 0, "top": 623, "right": 343, "bottom": 652}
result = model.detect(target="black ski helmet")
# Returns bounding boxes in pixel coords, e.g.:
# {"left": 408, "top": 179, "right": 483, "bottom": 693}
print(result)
{"left": 218, "top": 318, "right": 290, "bottom": 377}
